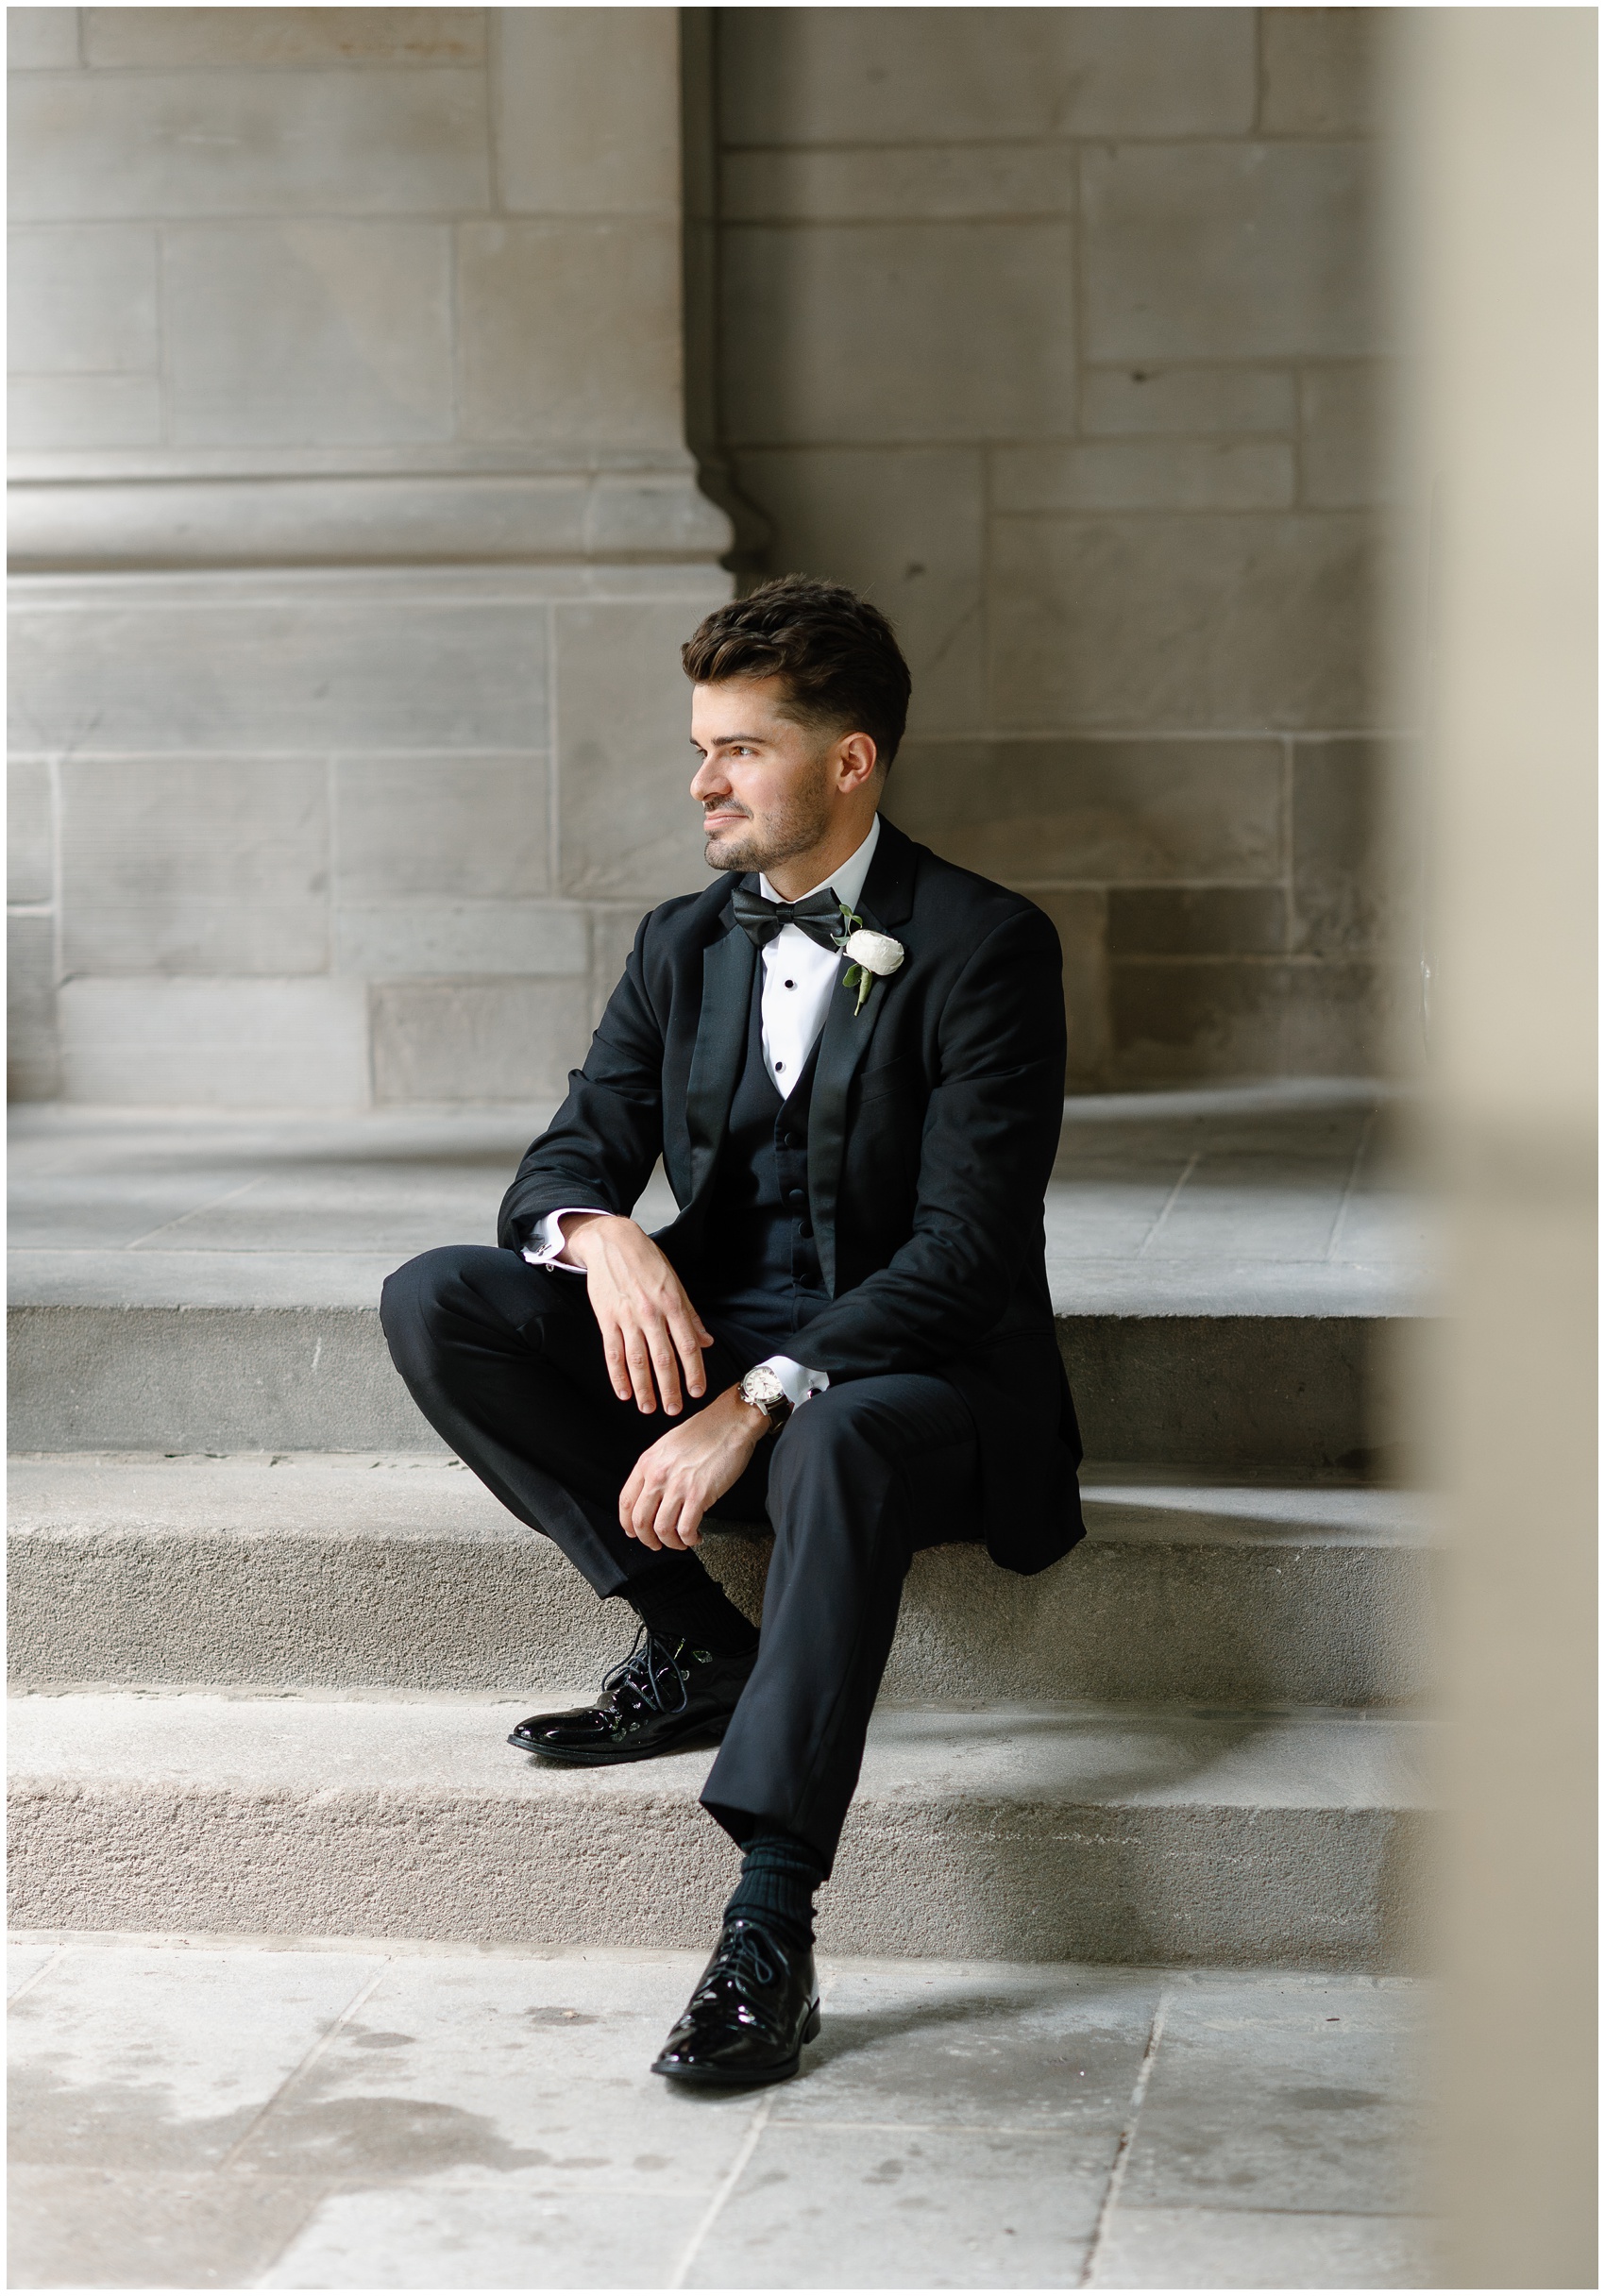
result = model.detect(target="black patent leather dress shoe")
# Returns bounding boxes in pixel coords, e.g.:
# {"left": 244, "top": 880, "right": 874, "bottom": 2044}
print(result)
{"left": 651, "top": 1916, "right": 820, "bottom": 2087}
{"left": 507, "top": 1626, "right": 754, "bottom": 1766}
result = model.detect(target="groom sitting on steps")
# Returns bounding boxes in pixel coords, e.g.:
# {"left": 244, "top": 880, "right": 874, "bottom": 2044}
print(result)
{"left": 380, "top": 575, "right": 1085, "bottom": 2087}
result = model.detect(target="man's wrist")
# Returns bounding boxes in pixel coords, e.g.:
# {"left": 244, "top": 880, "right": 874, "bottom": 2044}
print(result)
{"left": 561, "top": 1209, "right": 620, "bottom": 1264}
{"left": 736, "top": 1364, "right": 794, "bottom": 1433}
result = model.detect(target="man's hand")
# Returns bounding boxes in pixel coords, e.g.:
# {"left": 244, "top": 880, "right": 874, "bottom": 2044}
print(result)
{"left": 618, "top": 1385, "right": 770, "bottom": 1551}
{"left": 563, "top": 1212, "right": 713, "bottom": 1415}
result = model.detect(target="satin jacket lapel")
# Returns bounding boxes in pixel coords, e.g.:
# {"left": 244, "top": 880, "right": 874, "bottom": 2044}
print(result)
{"left": 807, "top": 819, "right": 920, "bottom": 1294}
{"left": 684, "top": 918, "right": 757, "bottom": 1214}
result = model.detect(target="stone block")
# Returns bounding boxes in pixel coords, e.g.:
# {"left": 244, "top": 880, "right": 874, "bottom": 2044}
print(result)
{"left": 1109, "top": 958, "right": 1387, "bottom": 1083}
{"left": 1300, "top": 363, "right": 1397, "bottom": 508}
{"left": 721, "top": 221, "right": 1074, "bottom": 444}
{"left": 1024, "top": 886, "right": 1109, "bottom": 1086}
{"left": 8, "top": 225, "right": 158, "bottom": 372}
{"left": 988, "top": 515, "right": 1385, "bottom": 731}
{"left": 555, "top": 599, "right": 715, "bottom": 903}
{"left": 9, "top": 580, "right": 548, "bottom": 754}
{"left": 83, "top": 8, "right": 485, "bottom": 67}
{"left": 721, "top": 143, "right": 1075, "bottom": 223}
{"left": 1107, "top": 886, "right": 1288, "bottom": 957}
{"left": 370, "top": 978, "right": 592, "bottom": 1103}
{"left": 59, "top": 757, "right": 329, "bottom": 976}
{"left": 8, "top": 9, "right": 79, "bottom": 68}
{"left": 1261, "top": 7, "right": 1385, "bottom": 134}
{"left": 9, "top": 68, "right": 490, "bottom": 221}
{"left": 1123, "top": 1976, "right": 1429, "bottom": 2215}
{"left": 731, "top": 447, "right": 985, "bottom": 734}
{"left": 8, "top": 2166, "right": 325, "bottom": 2293}
{"left": 1095, "top": 2208, "right": 1431, "bottom": 2291}
{"left": 1082, "top": 143, "right": 1382, "bottom": 362}
{"left": 336, "top": 902, "right": 587, "bottom": 979}
{"left": 718, "top": 8, "right": 1255, "bottom": 143}
{"left": 699, "top": 2126, "right": 1099, "bottom": 2285}
{"left": 494, "top": 9, "right": 678, "bottom": 216}
{"left": 992, "top": 440, "right": 1292, "bottom": 514}
{"left": 333, "top": 754, "right": 549, "bottom": 902}
{"left": 1292, "top": 737, "right": 1413, "bottom": 957}
{"left": 8, "top": 473, "right": 643, "bottom": 572}
{"left": 587, "top": 903, "right": 650, "bottom": 1029}
{"left": 163, "top": 224, "right": 452, "bottom": 447}
{"left": 455, "top": 220, "right": 683, "bottom": 449}
{"left": 889, "top": 737, "right": 1285, "bottom": 884}
{"left": 1081, "top": 363, "right": 1297, "bottom": 437}
{"left": 8, "top": 758, "right": 54, "bottom": 905}
{"left": 8, "top": 915, "right": 59, "bottom": 1102}
{"left": 8, "top": 374, "right": 162, "bottom": 450}
{"left": 58, "top": 977, "right": 370, "bottom": 1106}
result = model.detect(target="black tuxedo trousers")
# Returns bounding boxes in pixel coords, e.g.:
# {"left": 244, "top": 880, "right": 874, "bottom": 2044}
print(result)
{"left": 380, "top": 1243, "right": 982, "bottom": 1870}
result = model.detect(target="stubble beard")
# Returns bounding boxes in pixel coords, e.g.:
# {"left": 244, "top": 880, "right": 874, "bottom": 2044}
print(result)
{"left": 702, "top": 768, "right": 835, "bottom": 879}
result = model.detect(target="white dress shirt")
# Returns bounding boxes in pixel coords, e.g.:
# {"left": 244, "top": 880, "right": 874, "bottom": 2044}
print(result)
{"left": 524, "top": 815, "right": 882, "bottom": 1410}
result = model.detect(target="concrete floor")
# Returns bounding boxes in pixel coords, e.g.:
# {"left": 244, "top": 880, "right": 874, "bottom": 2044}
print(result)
{"left": 8, "top": 1078, "right": 1434, "bottom": 1315}
{"left": 8, "top": 1934, "right": 1434, "bottom": 2290}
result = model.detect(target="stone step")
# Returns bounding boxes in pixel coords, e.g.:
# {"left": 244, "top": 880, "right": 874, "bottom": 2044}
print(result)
{"left": 8, "top": 1087, "right": 1434, "bottom": 1474}
{"left": 7, "top": 1690, "right": 1433, "bottom": 1970}
{"left": 8, "top": 1452, "right": 1439, "bottom": 1710}
{"left": 7, "top": 1298, "right": 1407, "bottom": 1474}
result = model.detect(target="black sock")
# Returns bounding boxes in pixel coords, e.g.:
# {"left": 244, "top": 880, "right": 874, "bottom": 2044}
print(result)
{"left": 624, "top": 1553, "right": 759, "bottom": 1660}
{"left": 722, "top": 1830, "right": 825, "bottom": 1957}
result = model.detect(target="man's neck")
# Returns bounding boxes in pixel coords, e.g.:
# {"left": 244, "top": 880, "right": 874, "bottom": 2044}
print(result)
{"left": 764, "top": 810, "right": 879, "bottom": 903}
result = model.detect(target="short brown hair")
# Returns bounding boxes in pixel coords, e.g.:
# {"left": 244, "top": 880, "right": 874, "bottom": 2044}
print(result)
{"left": 682, "top": 574, "right": 912, "bottom": 769}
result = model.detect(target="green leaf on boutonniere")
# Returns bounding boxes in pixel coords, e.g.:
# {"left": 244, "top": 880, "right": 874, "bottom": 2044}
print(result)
{"left": 836, "top": 903, "right": 872, "bottom": 1014}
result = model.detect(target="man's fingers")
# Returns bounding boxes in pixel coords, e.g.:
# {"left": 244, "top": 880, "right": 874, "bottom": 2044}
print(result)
{"left": 653, "top": 1488, "right": 699, "bottom": 1551}
{"left": 668, "top": 1309, "right": 708, "bottom": 1399}
{"left": 630, "top": 1473, "right": 666, "bottom": 1539}
{"left": 626, "top": 1478, "right": 664, "bottom": 1548}
{"left": 644, "top": 1321, "right": 683, "bottom": 1417}
{"left": 622, "top": 1328, "right": 659, "bottom": 1415}
{"left": 600, "top": 1315, "right": 633, "bottom": 1405}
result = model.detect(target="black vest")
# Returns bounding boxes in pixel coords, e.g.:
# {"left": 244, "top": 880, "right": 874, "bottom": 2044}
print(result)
{"left": 695, "top": 953, "right": 831, "bottom": 1360}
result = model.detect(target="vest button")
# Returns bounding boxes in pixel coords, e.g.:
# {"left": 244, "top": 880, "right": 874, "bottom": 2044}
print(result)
{"left": 786, "top": 1187, "right": 805, "bottom": 1206}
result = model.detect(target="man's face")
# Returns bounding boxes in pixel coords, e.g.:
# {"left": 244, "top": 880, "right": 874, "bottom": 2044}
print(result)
{"left": 689, "top": 675, "right": 837, "bottom": 877}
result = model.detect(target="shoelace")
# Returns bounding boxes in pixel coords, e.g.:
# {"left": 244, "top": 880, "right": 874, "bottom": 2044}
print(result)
{"left": 698, "top": 1921, "right": 779, "bottom": 2001}
{"left": 600, "top": 1624, "right": 694, "bottom": 1719}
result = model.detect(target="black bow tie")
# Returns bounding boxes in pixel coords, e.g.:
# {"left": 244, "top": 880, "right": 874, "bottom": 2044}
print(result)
{"left": 731, "top": 883, "right": 844, "bottom": 952}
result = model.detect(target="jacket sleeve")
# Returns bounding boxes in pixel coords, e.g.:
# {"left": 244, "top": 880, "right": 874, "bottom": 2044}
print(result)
{"left": 789, "top": 903, "right": 1066, "bottom": 1377}
{"left": 496, "top": 913, "right": 667, "bottom": 1249}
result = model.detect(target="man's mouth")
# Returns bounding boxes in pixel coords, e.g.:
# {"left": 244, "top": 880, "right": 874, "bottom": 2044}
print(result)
{"left": 701, "top": 810, "right": 749, "bottom": 834}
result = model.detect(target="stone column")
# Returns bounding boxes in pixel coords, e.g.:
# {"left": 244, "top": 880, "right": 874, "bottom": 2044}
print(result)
{"left": 8, "top": 6, "right": 731, "bottom": 1105}
{"left": 1404, "top": 9, "right": 1597, "bottom": 2285}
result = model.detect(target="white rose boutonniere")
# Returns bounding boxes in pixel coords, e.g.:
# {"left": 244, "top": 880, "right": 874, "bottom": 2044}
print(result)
{"left": 834, "top": 907, "right": 905, "bottom": 1016}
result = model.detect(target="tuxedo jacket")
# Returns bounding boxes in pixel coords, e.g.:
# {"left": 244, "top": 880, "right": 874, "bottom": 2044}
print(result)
{"left": 498, "top": 816, "right": 1085, "bottom": 1576}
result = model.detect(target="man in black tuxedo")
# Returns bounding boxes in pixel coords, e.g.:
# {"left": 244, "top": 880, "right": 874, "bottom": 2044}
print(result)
{"left": 381, "top": 576, "right": 1083, "bottom": 2086}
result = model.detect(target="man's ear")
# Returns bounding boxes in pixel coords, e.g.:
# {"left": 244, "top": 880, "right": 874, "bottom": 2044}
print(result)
{"left": 836, "top": 732, "right": 880, "bottom": 792}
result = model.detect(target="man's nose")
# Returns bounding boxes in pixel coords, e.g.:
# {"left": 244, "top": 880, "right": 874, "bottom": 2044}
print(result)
{"left": 690, "top": 756, "right": 727, "bottom": 800}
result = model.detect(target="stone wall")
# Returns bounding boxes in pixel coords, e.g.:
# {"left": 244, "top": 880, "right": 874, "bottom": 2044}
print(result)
{"left": 8, "top": 6, "right": 1415, "bottom": 1106}
{"left": 8, "top": 7, "right": 731, "bottom": 1104}
{"left": 711, "top": 7, "right": 1413, "bottom": 1088}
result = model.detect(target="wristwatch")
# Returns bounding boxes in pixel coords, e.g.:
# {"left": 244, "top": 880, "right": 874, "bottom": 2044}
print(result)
{"left": 737, "top": 1364, "right": 794, "bottom": 1431}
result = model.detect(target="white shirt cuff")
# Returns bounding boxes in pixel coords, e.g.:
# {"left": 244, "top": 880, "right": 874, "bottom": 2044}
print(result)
{"left": 759, "top": 1355, "right": 830, "bottom": 1410}
{"left": 521, "top": 1208, "right": 598, "bottom": 1274}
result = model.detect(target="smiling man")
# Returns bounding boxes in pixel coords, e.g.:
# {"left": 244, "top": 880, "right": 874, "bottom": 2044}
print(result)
{"left": 381, "top": 575, "right": 1085, "bottom": 2086}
